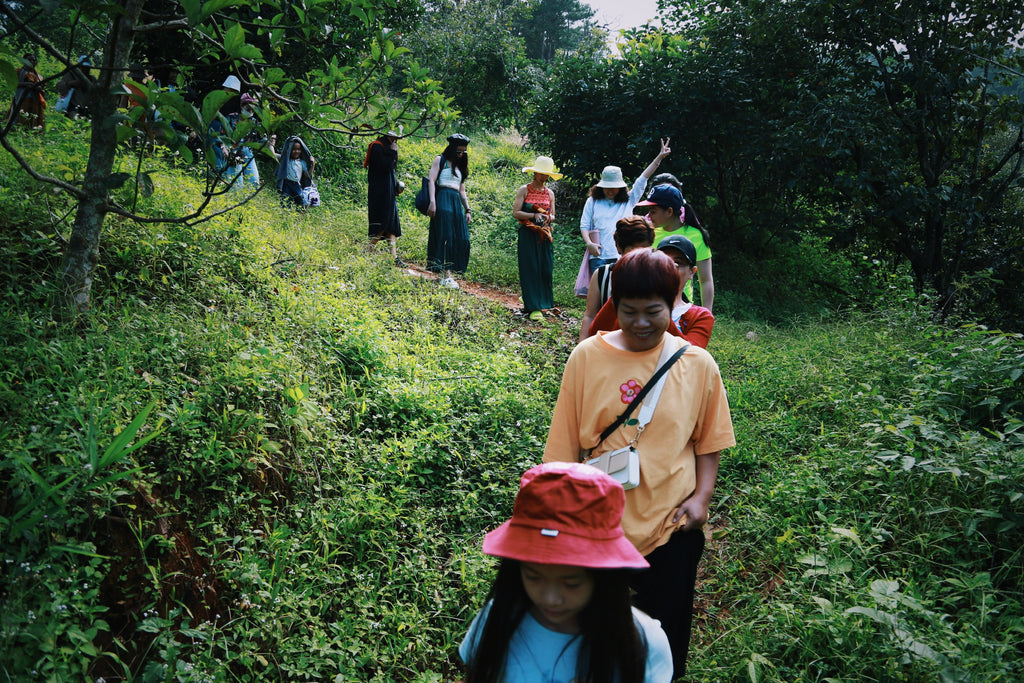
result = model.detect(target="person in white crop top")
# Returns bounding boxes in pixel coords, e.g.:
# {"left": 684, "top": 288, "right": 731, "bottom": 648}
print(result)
{"left": 426, "top": 133, "right": 472, "bottom": 288}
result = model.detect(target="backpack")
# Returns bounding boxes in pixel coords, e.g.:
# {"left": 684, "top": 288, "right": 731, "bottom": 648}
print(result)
{"left": 414, "top": 157, "right": 448, "bottom": 216}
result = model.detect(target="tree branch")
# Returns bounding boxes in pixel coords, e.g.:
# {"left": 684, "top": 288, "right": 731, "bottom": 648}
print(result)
{"left": 0, "top": 135, "right": 86, "bottom": 199}
{"left": 0, "top": 4, "right": 81, "bottom": 68}
{"left": 134, "top": 18, "right": 190, "bottom": 33}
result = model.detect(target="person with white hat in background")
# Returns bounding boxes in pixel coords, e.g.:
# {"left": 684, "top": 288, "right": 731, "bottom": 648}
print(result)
{"left": 574, "top": 139, "right": 672, "bottom": 296}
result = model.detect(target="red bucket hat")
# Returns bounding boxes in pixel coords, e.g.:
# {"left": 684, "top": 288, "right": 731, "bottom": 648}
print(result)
{"left": 482, "top": 462, "right": 648, "bottom": 569}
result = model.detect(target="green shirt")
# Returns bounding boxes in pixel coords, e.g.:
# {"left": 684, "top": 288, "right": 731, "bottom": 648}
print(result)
{"left": 652, "top": 225, "right": 712, "bottom": 303}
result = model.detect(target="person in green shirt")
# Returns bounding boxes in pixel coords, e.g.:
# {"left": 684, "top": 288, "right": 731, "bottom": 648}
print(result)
{"left": 634, "top": 185, "right": 714, "bottom": 312}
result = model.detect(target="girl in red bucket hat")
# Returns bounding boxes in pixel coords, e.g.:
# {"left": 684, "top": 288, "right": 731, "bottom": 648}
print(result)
{"left": 459, "top": 462, "right": 672, "bottom": 683}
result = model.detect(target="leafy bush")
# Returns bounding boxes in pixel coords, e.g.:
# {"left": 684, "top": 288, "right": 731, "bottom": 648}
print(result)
{"left": 2, "top": 123, "right": 1022, "bottom": 682}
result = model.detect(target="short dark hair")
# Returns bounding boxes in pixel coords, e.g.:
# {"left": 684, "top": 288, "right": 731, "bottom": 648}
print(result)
{"left": 650, "top": 172, "right": 681, "bottom": 190}
{"left": 613, "top": 216, "right": 655, "bottom": 253}
{"left": 611, "top": 249, "right": 680, "bottom": 310}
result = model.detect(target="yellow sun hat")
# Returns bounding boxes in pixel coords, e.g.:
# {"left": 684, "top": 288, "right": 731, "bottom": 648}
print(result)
{"left": 522, "top": 156, "right": 564, "bottom": 181}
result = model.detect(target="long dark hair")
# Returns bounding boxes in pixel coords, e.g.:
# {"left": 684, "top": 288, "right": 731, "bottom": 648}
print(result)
{"left": 465, "top": 559, "right": 647, "bottom": 683}
{"left": 590, "top": 185, "right": 629, "bottom": 202}
{"left": 441, "top": 140, "right": 470, "bottom": 180}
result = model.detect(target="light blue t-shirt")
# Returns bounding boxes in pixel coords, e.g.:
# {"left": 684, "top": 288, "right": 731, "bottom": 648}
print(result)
{"left": 459, "top": 602, "right": 672, "bottom": 683}
{"left": 286, "top": 158, "right": 309, "bottom": 183}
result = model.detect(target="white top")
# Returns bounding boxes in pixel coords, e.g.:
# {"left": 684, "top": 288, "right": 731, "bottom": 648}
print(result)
{"left": 460, "top": 602, "right": 672, "bottom": 683}
{"left": 579, "top": 175, "right": 649, "bottom": 260}
{"left": 286, "top": 159, "right": 308, "bottom": 182}
{"left": 438, "top": 163, "right": 463, "bottom": 190}
{"left": 671, "top": 301, "right": 693, "bottom": 328}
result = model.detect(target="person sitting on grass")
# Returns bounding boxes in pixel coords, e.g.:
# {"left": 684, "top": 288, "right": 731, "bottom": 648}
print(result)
{"left": 460, "top": 461, "right": 672, "bottom": 683}
{"left": 275, "top": 136, "right": 316, "bottom": 207}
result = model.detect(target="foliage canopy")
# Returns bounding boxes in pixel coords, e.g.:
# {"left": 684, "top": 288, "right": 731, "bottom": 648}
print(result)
{"left": 530, "top": 0, "right": 1024, "bottom": 327}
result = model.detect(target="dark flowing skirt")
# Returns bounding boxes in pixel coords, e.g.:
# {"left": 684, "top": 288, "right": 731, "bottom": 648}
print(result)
{"left": 368, "top": 168, "right": 401, "bottom": 237}
{"left": 427, "top": 187, "right": 470, "bottom": 273}
{"left": 517, "top": 224, "right": 554, "bottom": 311}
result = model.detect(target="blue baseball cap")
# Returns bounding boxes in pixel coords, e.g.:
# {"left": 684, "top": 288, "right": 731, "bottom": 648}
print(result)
{"left": 634, "top": 184, "right": 684, "bottom": 212}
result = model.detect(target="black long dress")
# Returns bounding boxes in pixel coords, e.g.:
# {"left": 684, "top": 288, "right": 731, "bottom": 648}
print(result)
{"left": 367, "top": 139, "right": 401, "bottom": 238}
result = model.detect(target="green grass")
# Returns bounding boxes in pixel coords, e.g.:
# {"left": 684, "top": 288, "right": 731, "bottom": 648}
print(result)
{"left": 1, "top": 125, "right": 1022, "bottom": 681}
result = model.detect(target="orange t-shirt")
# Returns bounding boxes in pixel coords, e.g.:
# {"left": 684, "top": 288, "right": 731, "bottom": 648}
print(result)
{"left": 543, "top": 333, "right": 735, "bottom": 555}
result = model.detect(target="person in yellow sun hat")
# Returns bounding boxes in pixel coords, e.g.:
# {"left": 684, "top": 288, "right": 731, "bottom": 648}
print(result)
{"left": 513, "top": 156, "right": 563, "bottom": 322}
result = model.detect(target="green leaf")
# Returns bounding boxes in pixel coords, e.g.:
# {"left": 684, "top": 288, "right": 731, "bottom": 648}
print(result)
{"left": 137, "top": 172, "right": 155, "bottom": 198}
{"left": 264, "top": 67, "right": 286, "bottom": 86}
{"left": 106, "top": 172, "right": 132, "bottom": 189}
{"left": 830, "top": 527, "right": 861, "bottom": 544}
{"left": 115, "top": 124, "right": 140, "bottom": 145}
{"left": 844, "top": 606, "right": 898, "bottom": 627}
{"left": 201, "top": 91, "right": 234, "bottom": 125}
{"left": 180, "top": 0, "right": 202, "bottom": 25}
{"left": 870, "top": 579, "right": 901, "bottom": 597}
{"left": 224, "top": 22, "right": 246, "bottom": 55}
{"left": 200, "top": 0, "right": 243, "bottom": 23}
{"left": 97, "top": 403, "right": 163, "bottom": 470}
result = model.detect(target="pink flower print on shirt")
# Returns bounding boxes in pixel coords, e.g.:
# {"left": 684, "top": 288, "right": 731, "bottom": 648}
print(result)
{"left": 620, "top": 379, "right": 642, "bottom": 404}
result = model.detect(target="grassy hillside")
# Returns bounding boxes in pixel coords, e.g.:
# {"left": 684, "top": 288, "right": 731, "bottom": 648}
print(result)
{"left": 1, "top": 126, "right": 1022, "bottom": 682}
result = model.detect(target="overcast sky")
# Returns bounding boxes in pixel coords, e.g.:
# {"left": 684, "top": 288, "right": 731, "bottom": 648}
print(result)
{"left": 585, "top": 0, "right": 661, "bottom": 39}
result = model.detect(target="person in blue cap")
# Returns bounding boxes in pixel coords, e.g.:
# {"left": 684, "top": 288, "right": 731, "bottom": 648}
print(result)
{"left": 635, "top": 185, "right": 715, "bottom": 312}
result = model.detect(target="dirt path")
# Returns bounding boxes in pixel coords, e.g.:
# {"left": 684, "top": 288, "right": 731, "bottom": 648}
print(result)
{"left": 398, "top": 261, "right": 575, "bottom": 323}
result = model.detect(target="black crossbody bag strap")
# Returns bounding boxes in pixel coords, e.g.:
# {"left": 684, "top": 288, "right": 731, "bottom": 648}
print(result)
{"left": 596, "top": 343, "right": 690, "bottom": 445}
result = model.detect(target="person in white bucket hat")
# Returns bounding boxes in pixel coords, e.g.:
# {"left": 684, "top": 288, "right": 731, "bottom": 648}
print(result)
{"left": 575, "top": 139, "right": 672, "bottom": 296}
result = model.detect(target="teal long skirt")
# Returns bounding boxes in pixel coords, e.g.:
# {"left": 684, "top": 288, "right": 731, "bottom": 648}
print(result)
{"left": 427, "top": 187, "right": 470, "bottom": 274}
{"left": 517, "top": 224, "right": 554, "bottom": 312}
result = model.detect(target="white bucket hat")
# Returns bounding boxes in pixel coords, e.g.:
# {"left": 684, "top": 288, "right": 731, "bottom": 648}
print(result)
{"left": 222, "top": 75, "right": 241, "bottom": 92}
{"left": 596, "top": 165, "right": 627, "bottom": 188}
{"left": 522, "top": 155, "right": 563, "bottom": 180}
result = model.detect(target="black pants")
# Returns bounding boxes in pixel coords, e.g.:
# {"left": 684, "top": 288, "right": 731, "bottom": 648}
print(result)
{"left": 631, "top": 528, "right": 706, "bottom": 679}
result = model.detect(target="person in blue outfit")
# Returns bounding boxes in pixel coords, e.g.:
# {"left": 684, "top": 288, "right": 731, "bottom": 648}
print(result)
{"left": 574, "top": 139, "right": 672, "bottom": 294}
{"left": 274, "top": 136, "right": 316, "bottom": 207}
{"left": 234, "top": 92, "right": 268, "bottom": 189}
{"left": 460, "top": 462, "right": 672, "bottom": 683}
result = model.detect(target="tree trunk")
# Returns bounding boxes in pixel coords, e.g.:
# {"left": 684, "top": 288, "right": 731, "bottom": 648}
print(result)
{"left": 59, "top": 0, "right": 146, "bottom": 316}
